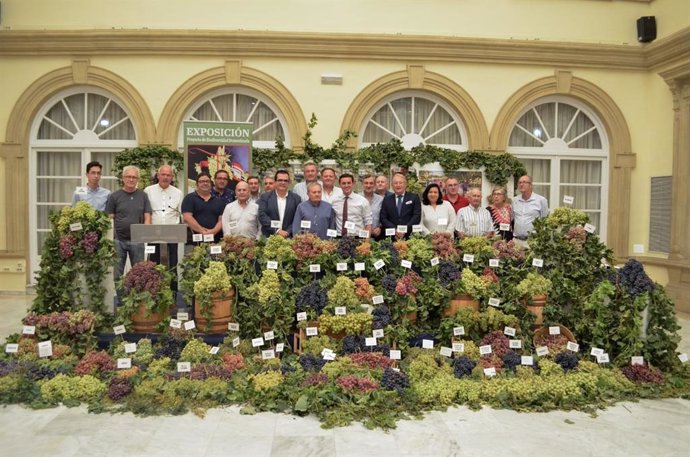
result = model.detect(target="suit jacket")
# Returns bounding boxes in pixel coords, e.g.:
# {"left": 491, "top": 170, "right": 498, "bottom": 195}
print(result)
{"left": 380, "top": 191, "right": 422, "bottom": 237}
{"left": 258, "top": 190, "right": 302, "bottom": 237}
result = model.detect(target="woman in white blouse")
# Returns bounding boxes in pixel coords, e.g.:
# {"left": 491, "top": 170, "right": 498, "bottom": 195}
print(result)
{"left": 421, "top": 182, "right": 456, "bottom": 236}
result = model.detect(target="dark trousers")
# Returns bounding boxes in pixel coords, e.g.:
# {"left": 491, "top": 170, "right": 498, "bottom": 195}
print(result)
{"left": 149, "top": 243, "right": 179, "bottom": 291}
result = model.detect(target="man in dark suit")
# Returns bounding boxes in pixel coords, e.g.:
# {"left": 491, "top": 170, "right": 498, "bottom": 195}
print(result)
{"left": 380, "top": 172, "right": 422, "bottom": 239}
{"left": 258, "top": 169, "right": 302, "bottom": 238}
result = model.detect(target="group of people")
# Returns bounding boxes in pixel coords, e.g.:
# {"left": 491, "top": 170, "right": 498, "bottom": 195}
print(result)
{"left": 71, "top": 160, "right": 549, "bottom": 302}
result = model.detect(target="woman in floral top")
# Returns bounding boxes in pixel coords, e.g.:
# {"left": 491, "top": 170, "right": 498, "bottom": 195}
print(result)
{"left": 487, "top": 186, "right": 513, "bottom": 241}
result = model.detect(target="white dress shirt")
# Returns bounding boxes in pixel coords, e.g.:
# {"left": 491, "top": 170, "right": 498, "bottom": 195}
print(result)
{"left": 421, "top": 201, "right": 456, "bottom": 236}
{"left": 512, "top": 192, "right": 549, "bottom": 238}
{"left": 331, "top": 192, "right": 373, "bottom": 235}
{"left": 144, "top": 184, "right": 183, "bottom": 225}
{"left": 456, "top": 204, "right": 494, "bottom": 236}
{"left": 276, "top": 192, "right": 287, "bottom": 225}
{"left": 222, "top": 200, "right": 261, "bottom": 239}
{"left": 321, "top": 186, "right": 343, "bottom": 204}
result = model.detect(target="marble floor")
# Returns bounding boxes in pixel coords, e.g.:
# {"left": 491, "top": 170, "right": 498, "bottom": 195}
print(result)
{"left": 1, "top": 292, "right": 689, "bottom": 457}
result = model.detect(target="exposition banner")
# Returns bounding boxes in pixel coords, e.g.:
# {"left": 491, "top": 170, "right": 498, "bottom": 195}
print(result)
{"left": 183, "top": 120, "right": 252, "bottom": 191}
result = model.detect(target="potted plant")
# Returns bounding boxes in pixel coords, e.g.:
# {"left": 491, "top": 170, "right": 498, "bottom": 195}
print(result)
{"left": 516, "top": 272, "right": 552, "bottom": 328}
{"left": 193, "top": 261, "right": 234, "bottom": 333}
{"left": 446, "top": 268, "right": 492, "bottom": 315}
{"left": 117, "top": 261, "right": 174, "bottom": 332}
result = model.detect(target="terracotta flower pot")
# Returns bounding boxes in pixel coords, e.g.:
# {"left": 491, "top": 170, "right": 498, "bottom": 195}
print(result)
{"left": 524, "top": 294, "right": 547, "bottom": 329}
{"left": 131, "top": 303, "right": 168, "bottom": 333}
{"left": 444, "top": 294, "right": 480, "bottom": 316}
{"left": 195, "top": 287, "right": 235, "bottom": 334}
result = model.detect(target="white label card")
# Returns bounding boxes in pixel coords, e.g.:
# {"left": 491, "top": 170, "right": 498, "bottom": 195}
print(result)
{"left": 549, "top": 326, "right": 561, "bottom": 335}
{"left": 276, "top": 343, "right": 285, "bottom": 353}
{"left": 124, "top": 343, "right": 137, "bottom": 354}
{"left": 389, "top": 350, "right": 401, "bottom": 360}
{"left": 296, "top": 312, "right": 307, "bottom": 322}
{"left": 117, "top": 358, "right": 132, "bottom": 369}
{"left": 335, "top": 307, "right": 347, "bottom": 316}
{"left": 38, "top": 341, "right": 53, "bottom": 358}
{"left": 509, "top": 339, "right": 522, "bottom": 349}
{"left": 270, "top": 220, "right": 281, "bottom": 229}
{"left": 385, "top": 228, "right": 396, "bottom": 236}
{"left": 597, "top": 353, "right": 610, "bottom": 364}
{"left": 210, "top": 346, "right": 219, "bottom": 355}
{"left": 401, "top": 260, "right": 412, "bottom": 269}
{"left": 439, "top": 346, "right": 452, "bottom": 357}
{"left": 177, "top": 362, "right": 191, "bottom": 372}
{"left": 355, "top": 262, "right": 366, "bottom": 271}
{"left": 479, "top": 344, "right": 492, "bottom": 355}
{"left": 521, "top": 356, "right": 534, "bottom": 366}
{"left": 584, "top": 223, "right": 596, "bottom": 234}
{"left": 563, "top": 195, "right": 575, "bottom": 205}
{"left": 590, "top": 347, "right": 604, "bottom": 357}
{"left": 463, "top": 254, "right": 475, "bottom": 263}
{"left": 532, "top": 258, "right": 544, "bottom": 268}
{"left": 306, "top": 327, "right": 318, "bottom": 336}
{"left": 327, "top": 229, "right": 338, "bottom": 238}
{"left": 396, "top": 225, "right": 408, "bottom": 233}
{"left": 70, "top": 222, "right": 83, "bottom": 232}
{"left": 184, "top": 320, "right": 196, "bottom": 331}
{"left": 372, "top": 329, "right": 384, "bottom": 338}
{"left": 489, "top": 258, "right": 500, "bottom": 268}
{"left": 203, "top": 234, "right": 214, "bottom": 243}
{"left": 113, "top": 325, "right": 126, "bottom": 335}
{"left": 232, "top": 337, "right": 240, "bottom": 348}
{"left": 262, "top": 349, "right": 276, "bottom": 360}
{"left": 504, "top": 326, "right": 516, "bottom": 337}
{"left": 264, "top": 331, "right": 275, "bottom": 341}
{"left": 210, "top": 245, "right": 222, "bottom": 255}
{"left": 336, "top": 262, "right": 348, "bottom": 271}
{"left": 300, "top": 220, "right": 312, "bottom": 229}
{"left": 5, "top": 343, "right": 18, "bottom": 354}
{"left": 374, "top": 259, "right": 385, "bottom": 270}
{"left": 422, "top": 339, "right": 434, "bottom": 349}
{"left": 321, "top": 348, "right": 334, "bottom": 358}
{"left": 22, "top": 325, "right": 36, "bottom": 335}
{"left": 267, "top": 261, "right": 278, "bottom": 270}
{"left": 251, "top": 337, "right": 264, "bottom": 347}
{"left": 145, "top": 245, "right": 156, "bottom": 254}
{"left": 438, "top": 218, "right": 448, "bottom": 226}
{"left": 453, "top": 326, "right": 465, "bottom": 336}
{"left": 228, "top": 322, "right": 240, "bottom": 331}
{"left": 679, "top": 353, "right": 689, "bottom": 363}
{"left": 488, "top": 298, "right": 501, "bottom": 307}
{"left": 631, "top": 356, "right": 644, "bottom": 366}
{"left": 452, "top": 342, "right": 465, "bottom": 353}
{"left": 365, "top": 337, "right": 377, "bottom": 347}
{"left": 412, "top": 225, "right": 423, "bottom": 233}
{"left": 309, "top": 264, "right": 321, "bottom": 273}
{"left": 372, "top": 295, "right": 384, "bottom": 305}
{"left": 228, "top": 222, "right": 238, "bottom": 229}
{"left": 484, "top": 367, "right": 497, "bottom": 377}
{"left": 169, "top": 319, "right": 182, "bottom": 329}
{"left": 344, "top": 221, "right": 356, "bottom": 230}
{"left": 499, "top": 223, "right": 511, "bottom": 231}
{"left": 177, "top": 312, "right": 189, "bottom": 321}
{"left": 192, "top": 234, "right": 203, "bottom": 242}
{"left": 323, "top": 352, "right": 336, "bottom": 361}
{"left": 567, "top": 342, "right": 580, "bottom": 352}
{"left": 430, "top": 257, "right": 440, "bottom": 266}
{"left": 75, "top": 186, "right": 87, "bottom": 195}
{"left": 536, "top": 346, "right": 549, "bottom": 357}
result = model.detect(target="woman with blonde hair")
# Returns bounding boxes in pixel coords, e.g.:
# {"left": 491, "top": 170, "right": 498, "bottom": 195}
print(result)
{"left": 487, "top": 186, "right": 513, "bottom": 240}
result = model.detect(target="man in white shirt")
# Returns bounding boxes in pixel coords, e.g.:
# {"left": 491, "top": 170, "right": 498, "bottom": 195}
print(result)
{"left": 144, "top": 165, "right": 183, "bottom": 277}
{"left": 331, "top": 173, "right": 373, "bottom": 237}
{"left": 362, "top": 174, "right": 383, "bottom": 239}
{"left": 222, "top": 181, "right": 261, "bottom": 239}
{"left": 512, "top": 175, "right": 549, "bottom": 242}
{"left": 292, "top": 162, "right": 321, "bottom": 202}
{"left": 455, "top": 187, "right": 494, "bottom": 238}
{"left": 247, "top": 176, "right": 261, "bottom": 203}
{"left": 320, "top": 167, "right": 343, "bottom": 204}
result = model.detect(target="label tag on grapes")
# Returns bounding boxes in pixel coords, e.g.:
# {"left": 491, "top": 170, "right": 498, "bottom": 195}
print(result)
{"left": 228, "top": 222, "right": 237, "bottom": 230}
{"left": 262, "top": 349, "right": 275, "bottom": 360}
{"left": 412, "top": 225, "right": 423, "bottom": 233}
{"left": 584, "top": 223, "right": 596, "bottom": 234}
{"left": 452, "top": 342, "right": 465, "bottom": 353}
{"left": 504, "top": 326, "right": 516, "bottom": 337}
{"left": 563, "top": 195, "right": 575, "bottom": 205}
{"left": 344, "top": 221, "right": 357, "bottom": 231}
{"left": 145, "top": 245, "right": 156, "bottom": 254}
{"left": 430, "top": 257, "right": 440, "bottom": 266}
{"left": 300, "top": 220, "right": 312, "bottom": 229}
{"left": 438, "top": 218, "right": 448, "bottom": 226}
{"left": 251, "top": 337, "right": 264, "bottom": 347}
{"left": 590, "top": 347, "right": 604, "bottom": 357}
{"left": 567, "top": 341, "right": 579, "bottom": 352}
{"left": 270, "top": 220, "right": 281, "bottom": 229}
{"left": 631, "top": 356, "right": 644, "bottom": 366}
{"left": 439, "top": 346, "right": 452, "bottom": 357}
{"left": 276, "top": 343, "right": 284, "bottom": 353}
{"left": 177, "top": 362, "right": 191, "bottom": 372}
{"left": 203, "top": 234, "right": 214, "bottom": 243}
{"left": 335, "top": 307, "right": 347, "bottom": 316}
{"left": 372, "top": 295, "right": 384, "bottom": 305}
{"left": 499, "top": 223, "right": 511, "bottom": 231}
{"left": 184, "top": 320, "right": 196, "bottom": 331}
{"left": 22, "top": 325, "right": 35, "bottom": 335}
{"left": 373, "top": 259, "right": 385, "bottom": 270}
{"left": 210, "top": 346, "right": 219, "bottom": 355}
{"left": 5, "top": 343, "right": 18, "bottom": 354}
{"left": 358, "top": 230, "right": 370, "bottom": 239}
{"left": 38, "top": 341, "right": 53, "bottom": 358}
{"left": 422, "top": 339, "right": 434, "bottom": 349}
{"left": 321, "top": 348, "right": 334, "bottom": 357}
{"left": 232, "top": 337, "right": 240, "bottom": 348}
{"left": 678, "top": 353, "right": 688, "bottom": 363}
{"left": 463, "top": 254, "right": 475, "bottom": 263}
{"left": 296, "top": 312, "right": 307, "bottom": 322}
{"left": 323, "top": 351, "right": 336, "bottom": 361}
{"left": 401, "top": 260, "right": 412, "bottom": 269}
{"left": 124, "top": 343, "right": 137, "bottom": 354}
{"left": 117, "top": 358, "right": 132, "bottom": 369}
{"left": 306, "top": 327, "right": 318, "bottom": 336}
{"left": 365, "top": 337, "right": 377, "bottom": 347}
{"left": 521, "top": 356, "right": 534, "bottom": 366}
{"left": 532, "top": 258, "right": 544, "bottom": 267}
{"left": 69, "top": 222, "right": 83, "bottom": 232}
{"left": 488, "top": 298, "right": 501, "bottom": 307}
{"left": 309, "top": 264, "right": 321, "bottom": 273}
{"left": 75, "top": 186, "right": 87, "bottom": 195}
{"left": 355, "top": 262, "right": 366, "bottom": 272}
{"left": 484, "top": 367, "right": 497, "bottom": 377}
{"left": 597, "top": 353, "right": 610, "bottom": 364}
{"left": 509, "top": 339, "right": 522, "bottom": 349}
{"left": 489, "top": 258, "right": 500, "bottom": 267}
{"left": 113, "top": 325, "right": 126, "bottom": 335}
{"left": 169, "top": 319, "right": 182, "bottom": 329}
{"left": 228, "top": 322, "right": 240, "bottom": 331}
{"left": 264, "top": 330, "right": 275, "bottom": 341}
{"left": 372, "top": 329, "right": 384, "bottom": 339}
{"left": 548, "top": 326, "right": 561, "bottom": 335}
{"left": 396, "top": 225, "right": 407, "bottom": 234}
{"left": 177, "top": 312, "right": 189, "bottom": 321}
{"left": 385, "top": 228, "right": 396, "bottom": 236}
{"left": 453, "top": 326, "right": 465, "bottom": 336}
{"left": 327, "top": 229, "right": 338, "bottom": 238}
{"left": 267, "top": 261, "right": 278, "bottom": 270}
{"left": 192, "top": 233, "right": 203, "bottom": 242}
{"left": 336, "top": 262, "right": 348, "bottom": 271}
{"left": 479, "top": 344, "right": 492, "bottom": 355}
{"left": 389, "top": 350, "right": 401, "bottom": 360}
{"left": 210, "top": 245, "right": 222, "bottom": 255}
{"left": 536, "top": 346, "right": 549, "bottom": 357}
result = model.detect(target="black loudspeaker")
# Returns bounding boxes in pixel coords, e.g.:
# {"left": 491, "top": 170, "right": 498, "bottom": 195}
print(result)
{"left": 637, "top": 16, "right": 656, "bottom": 43}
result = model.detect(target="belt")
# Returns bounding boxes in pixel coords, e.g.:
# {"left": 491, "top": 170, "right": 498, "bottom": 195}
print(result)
{"left": 514, "top": 235, "right": 528, "bottom": 240}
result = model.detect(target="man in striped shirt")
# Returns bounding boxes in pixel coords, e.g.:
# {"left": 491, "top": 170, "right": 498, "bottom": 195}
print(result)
{"left": 455, "top": 187, "right": 494, "bottom": 238}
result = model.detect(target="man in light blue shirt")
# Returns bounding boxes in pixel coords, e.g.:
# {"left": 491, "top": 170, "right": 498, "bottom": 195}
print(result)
{"left": 71, "top": 161, "right": 111, "bottom": 211}
{"left": 292, "top": 182, "right": 336, "bottom": 240}
{"left": 512, "top": 175, "right": 549, "bottom": 240}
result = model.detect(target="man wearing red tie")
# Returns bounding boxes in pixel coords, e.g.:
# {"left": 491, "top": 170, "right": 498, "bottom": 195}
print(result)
{"left": 379, "top": 172, "right": 422, "bottom": 239}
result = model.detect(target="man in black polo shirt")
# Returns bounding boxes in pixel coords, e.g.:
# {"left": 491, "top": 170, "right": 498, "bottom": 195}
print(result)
{"left": 181, "top": 173, "right": 225, "bottom": 242}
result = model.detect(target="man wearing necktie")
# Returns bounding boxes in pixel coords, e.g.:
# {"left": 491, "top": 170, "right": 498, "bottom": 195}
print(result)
{"left": 379, "top": 172, "right": 422, "bottom": 239}
{"left": 332, "top": 173, "right": 372, "bottom": 237}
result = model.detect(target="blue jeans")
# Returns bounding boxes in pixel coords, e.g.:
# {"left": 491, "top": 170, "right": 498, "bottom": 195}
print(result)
{"left": 114, "top": 239, "right": 145, "bottom": 299}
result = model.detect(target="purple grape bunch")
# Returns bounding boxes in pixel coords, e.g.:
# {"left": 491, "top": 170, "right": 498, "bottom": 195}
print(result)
{"left": 438, "top": 260, "right": 460, "bottom": 288}
{"left": 79, "top": 231, "right": 99, "bottom": 254}
{"left": 619, "top": 259, "right": 655, "bottom": 298}
{"left": 58, "top": 234, "right": 77, "bottom": 259}
{"left": 295, "top": 281, "right": 328, "bottom": 316}
{"left": 381, "top": 367, "right": 409, "bottom": 393}
{"left": 123, "top": 261, "right": 163, "bottom": 295}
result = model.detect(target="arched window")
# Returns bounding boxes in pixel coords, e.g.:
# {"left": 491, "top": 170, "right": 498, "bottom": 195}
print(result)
{"left": 507, "top": 96, "right": 608, "bottom": 237}
{"left": 179, "top": 88, "right": 288, "bottom": 149}
{"left": 360, "top": 92, "right": 467, "bottom": 151}
{"left": 29, "top": 88, "right": 137, "bottom": 276}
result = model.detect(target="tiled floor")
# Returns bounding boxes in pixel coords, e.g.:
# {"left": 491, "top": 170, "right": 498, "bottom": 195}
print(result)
{"left": 1, "top": 293, "right": 689, "bottom": 457}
